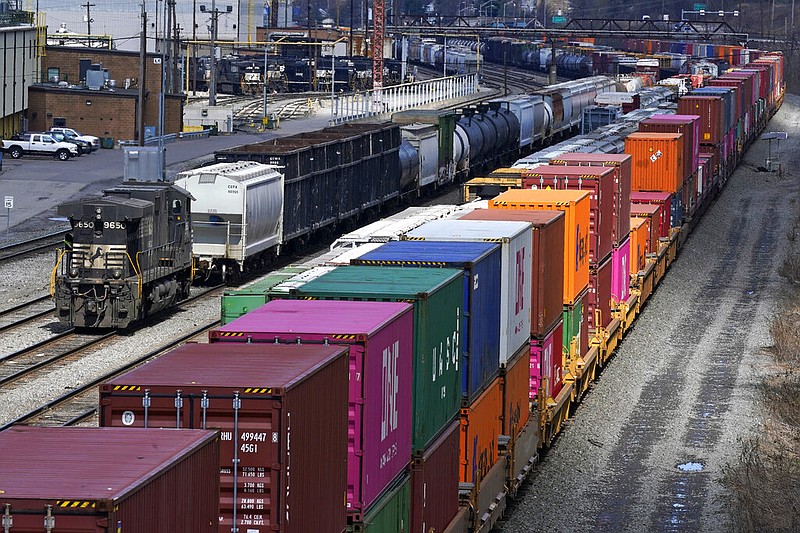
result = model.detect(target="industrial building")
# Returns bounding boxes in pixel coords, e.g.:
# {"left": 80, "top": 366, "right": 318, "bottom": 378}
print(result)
{"left": 0, "top": 10, "right": 37, "bottom": 139}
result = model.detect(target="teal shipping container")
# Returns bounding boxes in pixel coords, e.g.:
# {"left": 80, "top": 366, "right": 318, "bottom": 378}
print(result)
{"left": 349, "top": 474, "right": 410, "bottom": 533}
{"left": 291, "top": 265, "right": 464, "bottom": 451}
{"left": 220, "top": 266, "right": 309, "bottom": 324}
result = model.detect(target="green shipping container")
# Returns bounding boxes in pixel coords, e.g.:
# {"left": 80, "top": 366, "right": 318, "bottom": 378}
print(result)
{"left": 563, "top": 296, "right": 584, "bottom": 358}
{"left": 220, "top": 266, "right": 310, "bottom": 324}
{"left": 292, "top": 266, "right": 464, "bottom": 451}
{"left": 349, "top": 474, "right": 410, "bottom": 533}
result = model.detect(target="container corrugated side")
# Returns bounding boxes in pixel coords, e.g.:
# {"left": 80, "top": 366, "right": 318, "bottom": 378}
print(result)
{"left": 638, "top": 116, "right": 700, "bottom": 180}
{"left": 630, "top": 202, "right": 662, "bottom": 251}
{"left": 521, "top": 164, "right": 616, "bottom": 264}
{"left": 501, "top": 345, "right": 532, "bottom": 437}
{"left": 548, "top": 153, "right": 633, "bottom": 248}
{"left": 209, "top": 299, "right": 414, "bottom": 516}
{"left": 100, "top": 343, "right": 349, "bottom": 533}
{"left": 611, "top": 237, "right": 631, "bottom": 304}
{"left": 630, "top": 191, "right": 672, "bottom": 236}
{"left": 531, "top": 319, "right": 563, "bottom": 400}
{"left": 288, "top": 266, "right": 464, "bottom": 451}
{"left": 624, "top": 132, "right": 684, "bottom": 193}
{"left": 460, "top": 375, "right": 503, "bottom": 485}
{"left": 410, "top": 422, "right": 460, "bottom": 533}
{"left": 587, "top": 255, "right": 613, "bottom": 331}
{"left": 349, "top": 474, "right": 411, "bottom": 533}
{"left": 489, "top": 189, "right": 591, "bottom": 306}
{"left": 220, "top": 267, "right": 309, "bottom": 325}
{"left": 458, "top": 208, "right": 564, "bottom": 338}
{"left": 0, "top": 427, "right": 219, "bottom": 533}
{"left": 563, "top": 289, "right": 588, "bottom": 358}
{"left": 403, "top": 219, "right": 533, "bottom": 365}
{"left": 630, "top": 218, "right": 650, "bottom": 274}
{"left": 678, "top": 96, "right": 724, "bottom": 145}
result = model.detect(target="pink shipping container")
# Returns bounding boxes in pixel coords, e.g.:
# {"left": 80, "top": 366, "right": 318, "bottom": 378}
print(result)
{"left": 100, "top": 343, "right": 350, "bottom": 533}
{"left": 0, "top": 426, "right": 219, "bottom": 533}
{"left": 530, "top": 319, "right": 563, "bottom": 401}
{"left": 209, "top": 299, "right": 414, "bottom": 517}
{"left": 587, "top": 256, "right": 613, "bottom": 331}
{"left": 411, "top": 421, "right": 460, "bottom": 533}
{"left": 630, "top": 191, "right": 672, "bottom": 237}
{"left": 521, "top": 164, "right": 616, "bottom": 264}
{"left": 611, "top": 236, "right": 631, "bottom": 305}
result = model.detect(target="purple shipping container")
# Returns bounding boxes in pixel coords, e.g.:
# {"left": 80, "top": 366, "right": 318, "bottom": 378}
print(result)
{"left": 648, "top": 114, "right": 701, "bottom": 174}
{"left": 611, "top": 236, "right": 631, "bottom": 305}
{"left": 411, "top": 421, "right": 460, "bottom": 533}
{"left": 0, "top": 426, "right": 219, "bottom": 533}
{"left": 100, "top": 343, "right": 350, "bottom": 533}
{"left": 210, "top": 299, "right": 414, "bottom": 517}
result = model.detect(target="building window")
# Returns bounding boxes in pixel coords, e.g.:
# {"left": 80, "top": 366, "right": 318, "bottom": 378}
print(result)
{"left": 47, "top": 67, "right": 60, "bottom": 83}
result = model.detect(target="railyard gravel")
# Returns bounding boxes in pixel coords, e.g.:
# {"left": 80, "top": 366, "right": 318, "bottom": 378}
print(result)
{"left": 499, "top": 96, "right": 800, "bottom": 533}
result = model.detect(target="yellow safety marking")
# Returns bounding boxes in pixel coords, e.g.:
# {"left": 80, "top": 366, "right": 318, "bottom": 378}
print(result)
{"left": 331, "top": 334, "right": 356, "bottom": 340}
{"left": 481, "top": 238, "right": 504, "bottom": 242}
{"left": 404, "top": 236, "right": 426, "bottom": 241}
{"left": 218, "top": 332, "right": 245, "bottom": 337}
{"left": 56, "top": 501, "right": 95, "bottom": 508}
{"left": 300, "top": 296, "right": 318, "bottom": 300}
{"left": 112, "top": 385, "right": 142, "bottom": 391}
{"left": 244, "top": 388, "right": 273, "bottom": 394}
{"left": 357, "top": 260, "right": 446, "bottom": 266}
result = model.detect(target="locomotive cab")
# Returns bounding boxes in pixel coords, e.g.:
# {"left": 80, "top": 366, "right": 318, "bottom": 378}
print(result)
{"left": 52, "top": 182, "right": 194, "bottom": 328}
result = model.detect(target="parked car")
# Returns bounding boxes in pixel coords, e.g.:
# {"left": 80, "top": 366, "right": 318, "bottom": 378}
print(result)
{"left": 1, "top": 133, "right": 79, "bottom": 160}
{"left": 49, "top": 131, "right": 91, "bottom": 155}
{"left": 49, "top": 127, "right": 100, "bottom": 151}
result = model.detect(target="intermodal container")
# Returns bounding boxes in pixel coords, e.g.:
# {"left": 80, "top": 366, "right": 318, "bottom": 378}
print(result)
{"left": 460, "top": 376, "right": 503, "bottom": 485}
{"left": 638, "top": 114, "right": 701, "bottom": 177}
{"left": 458, "top": 208, "right": 564, "bottom": 338}
{"left": 630, "top": 218, "right": 650, "bottom": 274}
{"left": 624, "top": 132, "right": 685, "bottom": 193}
{"left": 630, "top": 202, "right": 662, "bottom": 250}
{"left": 265, "top": 265, "right": 337, "bottom": 300}
{"left": 404, "top": 219, "right": 532, "bottom": 365}
{"left": 563, "top": 289, "right": 588, "bottom": 358}
{"left": 410, "top": 422, "right": 460, "bottom": 533}
{"left": 709, "top": 78, "right": 746, "bottom": 122}
{"left": 350, "top": 474, "right": 411, "bottom": 533}
{"left": 691, "top": 87, "right": 735, "bottom": 132}
{"left": 351, "top": 240, "right": 501, "bottom": 402}
{"left": 520, "top": 164, "right": 616, "bottom": 263}
{"left": 210, "top": 299, "right": 414, "bottom": 516}
{"left": 288, "top": 266, "right": 464, "bottom": 450}
{"left": 531, "top": 319, "right": 563, "bottom": 400}
{"left": 489, "top": 189, "right": 590, "bottom": 306}
{"left": 100, "top": 343, "right": 349, "bottom": 533}
{"left": 547, "top": 153, "right": 633, "bottom": 247}
{"left": 501, "top": 345, "right": 532, "bottom": 437}
{"left": 630, "top": 191, "right": 672, "bottom": 235}
{"left": 587, "top": 256, "right": 613, "bottom": 331}
{"left": 678, "top": 96, "right": 724, "bottom": 145}
{"left": 220, "top": 266, "right": 309, "bottom": 324}
{"left": 0, "top": 427, "right": 219, "bottom": 533}
{"left": 611, "top": 236, "right": 631, "bottom": 305}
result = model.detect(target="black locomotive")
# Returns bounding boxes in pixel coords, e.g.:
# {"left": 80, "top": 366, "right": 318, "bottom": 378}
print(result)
{"left": 52, "top": 181, "right": 193, "bottom": 328}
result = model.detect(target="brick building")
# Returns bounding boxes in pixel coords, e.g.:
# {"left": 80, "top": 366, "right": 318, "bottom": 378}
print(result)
{"left": 27, "top": 46, "right": 184, "bottom": 140}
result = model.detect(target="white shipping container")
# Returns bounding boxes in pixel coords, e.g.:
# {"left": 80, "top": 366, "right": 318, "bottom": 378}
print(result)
{"left": 404, "top": 219, "right": 532, "bottom": 365}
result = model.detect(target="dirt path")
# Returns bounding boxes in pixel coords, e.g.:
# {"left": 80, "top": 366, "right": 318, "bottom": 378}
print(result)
{"left": 500, "top": 94, "right": 800, "bottom": 533}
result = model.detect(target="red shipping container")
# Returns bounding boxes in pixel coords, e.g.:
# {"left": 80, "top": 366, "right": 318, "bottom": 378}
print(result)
{"left": 100, "top": 343, "right": 349, "bottom": 533}
{"left": 679, "top": 96, "right": 725, "bottom": 145}
{"left": 639, "top": 114, "right": 701, "bottom": 177}
{"left": 501, "top": 345, "right": 531, "bottom": 437}
{"left": 521, "top": 164, "right": 616, "bottom": 264}
{"left": 411, "top": 421, "right": 460, "bottom": 533}
{"left": 210, "top": 299, "right": 414, "bottom": 516}
{"left": 531, "top": 319, "right": 563, "bottom": 400}
{"left": 625, "top": 132, "right": 685, "bottom": 193}
{"left": 460, "top": 376, "right": 503, "bottom": 485}
{"left": 630, "top": 191, "right": 672, "bottom": 238}
{"left": 0, "top": 427, "right": 219, "bottom": 533}
{"left": 630, "top": 202, "right": 662, "bottom": 251}
{"left": 587, "top": 255, "right": 613, "bottom": 331}
{"left": 548, "top": 153, "right": 632, "bottom": 248}
{"left": 459, "top": 208, "right": 565, "bottom": 338}
{"left": 709, "top": 78, "right": 746, "bottom": 122}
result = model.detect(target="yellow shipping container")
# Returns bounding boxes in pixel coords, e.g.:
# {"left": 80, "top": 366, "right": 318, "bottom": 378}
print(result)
{"left": 490, "top": 189, "right": 590, "bottom": 305}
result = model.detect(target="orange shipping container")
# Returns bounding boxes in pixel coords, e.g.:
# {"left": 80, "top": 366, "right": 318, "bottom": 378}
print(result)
{"left": 630, "top": 217, "right": 651, "bottom": 274}
{"left": 624, "top": 132, "right": 685, "bottom": 193}
{"left": 490, "top": 189, "right": 590, "bottom": 305}
{"left": 460, "top": 376, "right": 503, "bottom": 485}
{"left": 630, "top": 202, "right": 661, "bottom": 255}
{"left": 501, "top": 345, "right": 531, "bottom": 438}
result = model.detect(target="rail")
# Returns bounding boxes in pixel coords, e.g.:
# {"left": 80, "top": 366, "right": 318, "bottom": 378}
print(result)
{"left": 328, "top": 73, "right": 479, "bottom": 125}
{"left": 118, "top": 129, "right": 211, "bottom": 147}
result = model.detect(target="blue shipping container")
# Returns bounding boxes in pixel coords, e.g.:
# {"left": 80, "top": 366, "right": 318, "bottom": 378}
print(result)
{"left": 672, "top": 186, "right": 685, "bottom": 227}
{"left": 353, "top": 240, "right": 502, "bottom": 401}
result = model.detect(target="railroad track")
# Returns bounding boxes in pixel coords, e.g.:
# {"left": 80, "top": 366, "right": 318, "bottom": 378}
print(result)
{"left": 0, "top": 295, "right": 55, "bottom": 334}
{"left": 0, "top": 285, "right": 224, "bottom": 430}
{"left": 0, "top": 230, "right": 68, "bottom": 262}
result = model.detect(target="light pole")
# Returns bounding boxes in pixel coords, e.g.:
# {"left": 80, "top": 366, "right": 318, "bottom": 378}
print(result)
{"left": 200, "top": 0, "right": 233, "bottom": 106}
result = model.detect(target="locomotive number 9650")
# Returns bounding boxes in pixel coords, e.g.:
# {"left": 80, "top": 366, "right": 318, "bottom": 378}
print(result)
{"left": 76, "top": 221, "right": 127, "bottom": 230}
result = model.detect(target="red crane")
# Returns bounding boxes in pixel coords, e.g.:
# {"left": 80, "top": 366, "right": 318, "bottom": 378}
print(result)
{"left": 372, "top": 0, "right": 385, "bottom": 97}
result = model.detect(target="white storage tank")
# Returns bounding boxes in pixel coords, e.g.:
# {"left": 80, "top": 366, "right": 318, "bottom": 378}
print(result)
{"left": 175, "top": 161, "right": 283, "bottom": 279}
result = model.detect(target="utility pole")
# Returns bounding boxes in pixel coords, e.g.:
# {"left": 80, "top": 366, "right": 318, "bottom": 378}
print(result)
{"left": 166, "top": 0, "right": 173, "bottom": 92}
{"left": 138, "top": 2, "right": 147, "bottom": 146}
{"left": 192, "top": 0, "right": 197, "bottom": 95}
{"left": 209, "top": 0, "right": 219, "bottom": 106}
{"left": 82, "top": 1, "right": 95, "bottom": 35}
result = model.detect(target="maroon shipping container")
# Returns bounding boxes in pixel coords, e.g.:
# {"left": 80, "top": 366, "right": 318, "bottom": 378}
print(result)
{"left": 638, "top": 115, "right": 700, "bottom": 179}
{"left": 630, "top": 191, "right": 671, "bottom": 238}
{"left": 709, "top": 78, "right": 745, "bottom": 122}
{"left": 100, "top": 343, "right": 348, "bottom": 533}
{"left": 547, "top": 153, "right": 632, "bottom": 247}
{"left": 459, "top": 208, "right": 564, "bottom": 338}
{"left": 678, "top": 96, "right": 725, "bottom": 146}
{"left": 0, "top": 426, "right": 219, "bottom": 533}
{"left": 520, "top": 164, "right": 616, "bottom": 264}
{"left": 587, "top": 256, "right": 613, "bottom": 332}
{"left": 410, "top": 421, "right": 460, "bottom": 533}
{"left": 630, "top": 202, "right": 662, "bottom": 252}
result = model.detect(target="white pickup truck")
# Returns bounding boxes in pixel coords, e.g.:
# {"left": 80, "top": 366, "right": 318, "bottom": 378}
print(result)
{"left": 1, "top": 132, "right": 79, "bottom": 161}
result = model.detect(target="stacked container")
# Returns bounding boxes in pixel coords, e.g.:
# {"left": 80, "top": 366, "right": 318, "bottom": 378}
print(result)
{"left": 220, "top": 266, "right": 309, "bottom": 324}
{"left": 100, "top": 343, "right": 349, "bottom": 533}
{"left": 630, "top": 218, "right": 651, "bottom": 274}
{"left": 631, "top": 191, "right": 674, "bottom": 234}
{"left": 624, "top": 132, "right": 685, "bottom": 194}
{"left": 0, "top": 427, "right": 219, "bottom": 533}
{"left": 209, "top": 299, "right": 414, "bottom": 520}
{"left": 409, "top": 422, "right": 460, "bottom": 533}
{"left": 630, "top": 202, "right": 662, "bottom": 250}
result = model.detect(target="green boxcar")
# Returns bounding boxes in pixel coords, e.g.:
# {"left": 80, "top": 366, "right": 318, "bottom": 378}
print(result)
{"left": 563, "top": 296, "right": 584, "bottom": 358}
{"left": 291, "top": 265, "right": 464, "bottom": 451}
{"left": 349, "top": 474, "right": 410, "bottom": 533}
{"left": 220, "top": 266, "right": 309, "bottom": 324}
